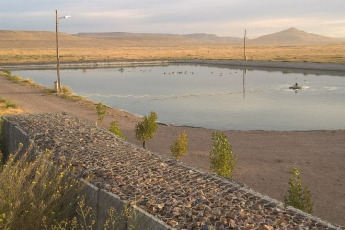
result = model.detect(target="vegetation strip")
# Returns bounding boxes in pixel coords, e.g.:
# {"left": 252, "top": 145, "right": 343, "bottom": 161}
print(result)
{"left": 3, "top": 113, "right": 341, "bottom": 229}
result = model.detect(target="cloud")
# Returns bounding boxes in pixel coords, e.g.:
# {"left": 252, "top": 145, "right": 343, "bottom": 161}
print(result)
{"left": 80, "top": 10, "right": 149, "bottom": 20}
{"left": 0, "top": 0, "right": 344, "bottom": 37}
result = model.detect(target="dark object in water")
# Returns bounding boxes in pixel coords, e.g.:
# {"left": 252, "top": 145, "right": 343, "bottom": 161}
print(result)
{"left": 289, "top": 83, "right": 302, "bottom": 90}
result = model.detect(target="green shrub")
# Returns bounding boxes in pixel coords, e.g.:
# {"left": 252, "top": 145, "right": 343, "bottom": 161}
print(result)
{"left": 171, "top": 130, "right": 188, "bottom": 159}
{"left": 4, "top": 101, "right": 18, "bottom": 109}
{"left": 209, "top": 132, "right": 237, "bottom": 178}
{"left": 96, "top": 102, "right": 107, "bottom": 124}
{"left": 0, "top": 98, "right": 18, "bottom": 109}
{"left": 135, "top": 111, "right": 158, "bottom": 149}
{"left": 3, "top": 70, "right": 12, "bottom": 75}
{"left": 109, "top": 121, "right": 125, "bottom": 140}
{"left": 284, "top": 168, "right": 313, "bottom": 214}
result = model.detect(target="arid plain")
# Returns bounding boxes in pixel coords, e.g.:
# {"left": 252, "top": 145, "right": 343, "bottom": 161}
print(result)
{"left": 0, "top": 29, "right": 345, "bottom": 64}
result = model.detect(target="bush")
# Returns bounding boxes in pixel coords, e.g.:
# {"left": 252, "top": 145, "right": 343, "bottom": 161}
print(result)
{"left": 209, "top": 132, "right": 237, "bottom": 178}
{"left": 0, "top": 124, "right": 139, "bottom": 229}
{"left": 109, "top": 121, "right": 125, "bottom": 140}
{"left": 0, "top": 145, "right": 82, "bottom": 230}
{"left": 135, "top": 111, "right": 158, "bottom": 149}
{"left": 284, "top": 168, "right": 313, "bottom": 214}
{"left": 61, "top": 86, "right": 73, "bottom": 95}
{"left": 96, "top": 102, "right": 107, "bottom": 124}
{"left": 3, "top": 70, "right": 12, "bottom": 75}
{"left": 171, "top": 130, "right": 188, "bottom": 159}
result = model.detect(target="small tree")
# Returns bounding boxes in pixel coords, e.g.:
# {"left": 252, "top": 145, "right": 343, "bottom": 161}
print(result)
{"left": 109, "top": 121, "right": 125, "bottom": 140}
{"left": 96, "top": 102, "right": 107, "bottom": 124}
{"left": 171, "top": 131, "right": 188, "bottom": 159}
{"left": 284, "top": 168, "right": 313, "bottom": 214}
{"left": 135, "top": 111, "right": 158, "bottom": 149}
{"left": 209, "top": 132, "right": 237, "bottom": 178}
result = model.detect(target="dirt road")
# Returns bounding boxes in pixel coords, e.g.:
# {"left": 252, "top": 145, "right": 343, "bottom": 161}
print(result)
{"left": 1, "top": 74, "right": 344, "bottom": 226}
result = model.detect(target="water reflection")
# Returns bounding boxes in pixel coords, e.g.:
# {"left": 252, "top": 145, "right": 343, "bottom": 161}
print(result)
{"left": 243, "top": 69, "right": 247, "bottom": 99}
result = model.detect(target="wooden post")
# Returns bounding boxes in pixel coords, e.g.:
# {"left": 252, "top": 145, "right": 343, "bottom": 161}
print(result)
{"left": 56, "top": 10, "right": 61, "bottom": 93}
{"left": 244, "top": 29, "right": 247, "bottom": 60}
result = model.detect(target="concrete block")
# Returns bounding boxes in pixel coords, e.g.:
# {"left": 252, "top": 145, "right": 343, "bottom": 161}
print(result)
{"left": 97, "top": 189, "right": 127, "bottom": 230}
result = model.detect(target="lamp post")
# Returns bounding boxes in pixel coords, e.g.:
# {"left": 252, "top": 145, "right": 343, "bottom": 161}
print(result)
{"left": 55, "top": 10, "right": 71, "bottom": 93}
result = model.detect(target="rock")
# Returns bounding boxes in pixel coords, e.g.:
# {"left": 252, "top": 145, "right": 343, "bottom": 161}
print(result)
{"left": 167, "top": 219, "right": 177, "bottom": 226}
{"left": 264, "top": 225, "right": 274, "bottom": 230}
{"left": 230, "top": 219, "right": 237, "bottom": 228}
{"left": 157, "top": 203, "right": 165, "bottom": 209}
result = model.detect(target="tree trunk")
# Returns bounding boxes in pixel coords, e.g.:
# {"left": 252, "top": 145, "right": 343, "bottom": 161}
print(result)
{"left": 143, "top": 141, "right": 146, "bottom": 149}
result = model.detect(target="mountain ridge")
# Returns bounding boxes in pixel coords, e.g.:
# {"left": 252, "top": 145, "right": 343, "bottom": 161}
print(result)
{"left": 76, "top": 28, "right": 342, "bottom": 44}
{"left": 1, "top": 28, "right": 343, "bottom": 44}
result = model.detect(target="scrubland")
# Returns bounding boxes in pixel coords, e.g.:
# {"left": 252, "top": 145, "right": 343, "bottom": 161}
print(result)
{"left": 0, "top": 31, "right": 344, "bottom": 64}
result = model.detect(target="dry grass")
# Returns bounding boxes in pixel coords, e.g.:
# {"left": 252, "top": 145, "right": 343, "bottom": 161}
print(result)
{"left": 1, "top": 44, "right": 345, "bottom": 64}
{"left": 0, "top": 31, "right": 344, "bottom": 64}
{"left": 0, "top": 98, "right": 24, "bottom": 116}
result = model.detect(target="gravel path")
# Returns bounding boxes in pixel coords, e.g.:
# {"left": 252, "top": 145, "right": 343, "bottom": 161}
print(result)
{"left": 1, "top": 73, "right": 345, "bottom": 227}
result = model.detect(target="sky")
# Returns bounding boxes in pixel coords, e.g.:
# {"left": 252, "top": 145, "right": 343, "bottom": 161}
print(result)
{"left": 0, "top": 0, "right": 345, "bottom": 38}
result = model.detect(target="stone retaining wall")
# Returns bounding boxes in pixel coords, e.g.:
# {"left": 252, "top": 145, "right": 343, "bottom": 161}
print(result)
{"left": 2, "top": 113, "right": 342, "bottom": 229}
{"left": 2, "top": 114, "right": 170, "bottom": 230}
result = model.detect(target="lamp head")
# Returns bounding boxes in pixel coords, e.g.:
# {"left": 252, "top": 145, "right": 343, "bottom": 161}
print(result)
{"left": 59, "top": 15, "right": 71, "bottom": 19}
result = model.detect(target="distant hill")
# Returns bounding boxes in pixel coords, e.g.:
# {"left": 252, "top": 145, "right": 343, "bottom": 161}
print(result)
{"left": 76, "top": 32, "right": 242, "bottom": 43}
{"left": 250, "top": 27, "right": 340, "bottom": 44}
{"left": 1, "top": 29, "right": 342, "bottom": 50}
{"left": 182, "top": 33, "right": 242, "bottom": 43}
{"left": 0, "top": 30, "right": 82, "bottom": 41}
{"left": 76, "top": 32, "right": 182, "bottom": 39}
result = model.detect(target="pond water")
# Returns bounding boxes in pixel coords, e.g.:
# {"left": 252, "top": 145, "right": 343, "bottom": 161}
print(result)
{"left": 13, "top": 64, "right": 345, "bottom": 131}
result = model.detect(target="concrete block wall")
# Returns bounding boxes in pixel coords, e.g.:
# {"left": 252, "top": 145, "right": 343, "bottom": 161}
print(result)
{"left": 1, "top": 117, "right": 32, "bottom": 157}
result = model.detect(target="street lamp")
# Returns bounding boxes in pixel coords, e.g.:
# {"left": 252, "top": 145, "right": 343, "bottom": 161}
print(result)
{"left": 55, "top": 10, "right": 71, "bottom": 93}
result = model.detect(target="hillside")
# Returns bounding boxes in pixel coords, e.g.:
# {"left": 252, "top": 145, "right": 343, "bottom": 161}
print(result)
{"left": 76, "top": 32, "right": 242, "bottom": 43}
{"left": 250, "top": 27, "right": 340, "bottom": 44}
{"left": 1, "top": 29, "right": 341, "bottom": 47}
{"left": 0, "top": 30, "right": 95, "bottom": 49}
{"left": 0, "top": 30, "right": 80, "bottom": 41}
{"left": 183, "top": 33, "right": 242, "bottom": 43}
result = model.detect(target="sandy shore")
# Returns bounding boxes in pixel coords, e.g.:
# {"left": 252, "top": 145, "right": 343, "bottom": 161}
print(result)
{"left": 1, "top": 68, "right": 344, "bottom": 226}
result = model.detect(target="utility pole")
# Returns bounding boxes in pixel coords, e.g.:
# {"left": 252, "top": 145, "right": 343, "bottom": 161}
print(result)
{"left": 55, "top": 10, "right": 70, "bottom": 93}
{"left": 244, "top": 29, "right": 247, "bottom": 61}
